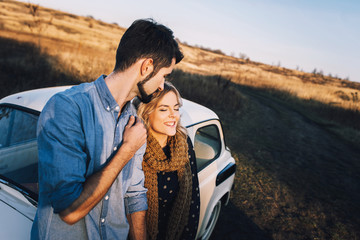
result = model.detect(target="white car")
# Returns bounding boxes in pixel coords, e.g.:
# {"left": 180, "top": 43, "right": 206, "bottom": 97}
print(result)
{"left": 0, "top": 86, "right": 236, "bottom": 240}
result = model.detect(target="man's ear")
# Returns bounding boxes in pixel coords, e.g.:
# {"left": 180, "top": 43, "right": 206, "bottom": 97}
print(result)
{"left": 140, "top": 58, "right": 154, "bottom": 77}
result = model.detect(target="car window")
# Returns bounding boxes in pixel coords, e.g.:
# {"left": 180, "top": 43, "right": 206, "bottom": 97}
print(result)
{"left": 0, "top": 106, "right": 38, "bottom": 148}
{"left": 0, "top": 106, "right": 39, "bottom": 195}
{"left": 0, "top": 107, "right": 12, "bottom": 148}
{"left": 194, "top": 124, "right": 221, "bottom": 171}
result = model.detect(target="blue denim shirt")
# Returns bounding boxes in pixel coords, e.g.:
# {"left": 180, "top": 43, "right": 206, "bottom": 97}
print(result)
{"left": 31, "top": 75, "right": 147, "bottom": 240}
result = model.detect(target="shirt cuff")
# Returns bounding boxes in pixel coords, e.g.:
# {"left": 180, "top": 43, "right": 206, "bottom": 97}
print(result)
{"left": 50, "top": 183, "right": 83, "bottom": 213}
{"left": 124, "top": 193, "right": 148, "bottom": 215}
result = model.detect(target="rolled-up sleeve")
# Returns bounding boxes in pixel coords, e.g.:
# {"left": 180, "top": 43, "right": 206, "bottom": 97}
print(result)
{"left": 37, "top": 94, "right": 87, "bottom": 213}
{"left": 124, "top": 144, "right": 148, "bottom": 215}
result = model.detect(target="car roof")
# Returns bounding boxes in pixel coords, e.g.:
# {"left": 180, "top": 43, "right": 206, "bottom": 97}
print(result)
{"left": 0, "top": 86, "right": 72, "bottom": 112}
{"left": 0, "top": 86, "right": 219, "bottom": 126}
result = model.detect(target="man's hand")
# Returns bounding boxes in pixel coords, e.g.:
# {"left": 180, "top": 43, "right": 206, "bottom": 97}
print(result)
{"left": 122, "top": 116, "right": 147, "bottom": 155}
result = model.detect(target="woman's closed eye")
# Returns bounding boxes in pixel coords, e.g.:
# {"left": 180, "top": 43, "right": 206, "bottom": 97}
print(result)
{"left": 159, "top": 107, "right": 179, "bottom": 112}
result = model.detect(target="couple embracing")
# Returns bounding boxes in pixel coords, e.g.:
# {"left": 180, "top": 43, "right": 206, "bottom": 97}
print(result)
{"left": 31, "top": 18, "right": 200, "bottom": 240}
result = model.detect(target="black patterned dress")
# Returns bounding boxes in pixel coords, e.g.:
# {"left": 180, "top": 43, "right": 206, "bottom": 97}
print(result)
{"left": 156, "top": 137, "right": 200, "bottom": 240}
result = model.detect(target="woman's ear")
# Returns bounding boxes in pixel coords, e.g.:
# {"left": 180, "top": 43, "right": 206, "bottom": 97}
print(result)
{"left": 141, "top": 58, "right": 154, "bottom": 77}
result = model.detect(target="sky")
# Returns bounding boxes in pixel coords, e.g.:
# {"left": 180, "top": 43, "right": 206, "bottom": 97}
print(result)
{"left": 28, "top": 0, "right": 360, "bottom": 82}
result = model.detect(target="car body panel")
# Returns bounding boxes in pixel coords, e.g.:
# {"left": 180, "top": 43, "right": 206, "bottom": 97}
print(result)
{"left": 0, "top": 181, "right": 36, "bottom": 239}
{"left": 181, "top": 99, "right": 219, "bottom": 128}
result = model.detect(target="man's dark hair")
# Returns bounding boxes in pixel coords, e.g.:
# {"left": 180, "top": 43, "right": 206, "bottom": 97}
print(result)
{"left": 114, "top": 18, "right": 183, "bottom": 77}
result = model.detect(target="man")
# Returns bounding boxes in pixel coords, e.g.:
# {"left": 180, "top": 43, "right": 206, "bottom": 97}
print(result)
{"left": 31, "top": 18, "right": 183, "bottom": 240}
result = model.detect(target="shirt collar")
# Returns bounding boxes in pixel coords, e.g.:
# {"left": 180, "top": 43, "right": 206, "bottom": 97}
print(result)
{"left": 95, "top": 75, "right": 135, "bottom": 116}
{"left": 95, "top": 75, "right": 121, "bottom": 112}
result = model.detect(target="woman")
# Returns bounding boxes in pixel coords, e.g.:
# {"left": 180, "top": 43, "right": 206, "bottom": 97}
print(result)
{"left": 137, "top": 82, "right": 200, "bottom": 240}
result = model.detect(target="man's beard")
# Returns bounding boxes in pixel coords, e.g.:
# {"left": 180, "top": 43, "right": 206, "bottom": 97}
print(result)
{"left": 137, "top": 72, "right": 158, "bottom": 103}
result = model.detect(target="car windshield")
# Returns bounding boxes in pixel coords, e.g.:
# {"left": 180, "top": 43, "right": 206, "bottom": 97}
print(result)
{"left": 0, "top": 105, "right": 39, "bottom": 196}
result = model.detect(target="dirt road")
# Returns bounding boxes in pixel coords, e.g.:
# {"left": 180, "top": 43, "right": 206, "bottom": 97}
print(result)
{"left": 209, "top": 86, "right": 360, "bottom": 239}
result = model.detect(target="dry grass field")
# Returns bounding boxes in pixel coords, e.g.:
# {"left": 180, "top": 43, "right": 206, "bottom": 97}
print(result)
{"left": 1, "top": 1, "right": 360, "bottom": 239}
{"left": 1, "top": 0, "right": 359, "bottom": 110}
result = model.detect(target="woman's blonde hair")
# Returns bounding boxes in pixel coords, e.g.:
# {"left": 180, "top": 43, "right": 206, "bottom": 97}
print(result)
{"left": 137, "top": 81, "right": 187, "bottom": 139}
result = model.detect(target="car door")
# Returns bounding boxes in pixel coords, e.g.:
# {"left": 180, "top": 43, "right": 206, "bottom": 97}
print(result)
{"left": 187, "top": 119, "right": 227, "bottom": 236}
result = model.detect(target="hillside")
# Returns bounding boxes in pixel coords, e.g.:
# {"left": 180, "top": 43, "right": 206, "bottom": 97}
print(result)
{"left": 1, "top": 0, "right": 360, "bottom": 110}
{"left": 1, "top": 1, "right": 360, "bottom": 239}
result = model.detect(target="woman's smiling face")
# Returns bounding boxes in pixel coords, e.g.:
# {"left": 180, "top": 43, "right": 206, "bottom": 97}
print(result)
{"left": 148, "top": 91, "right": 180, "bottom": 146}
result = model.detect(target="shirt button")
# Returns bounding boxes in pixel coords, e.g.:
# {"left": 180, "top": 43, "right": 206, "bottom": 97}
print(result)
{"left": 114, "top": 146, "right": 117, "bottom": 151}
{"left": 106, "top": 106, "right": 110, "bottom": 111}
{"left": 105, "top": 195, "right": 109, "bottom": 200}
{"left": 101, "top": 218, "right": 105, "bottom": 223}
{"left": 115, "top": 106, "right": 120, "bottom": 111}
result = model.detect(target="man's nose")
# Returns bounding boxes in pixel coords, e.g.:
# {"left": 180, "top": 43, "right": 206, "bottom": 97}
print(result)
{"left": 158, "top": 82, "right": 164, "bottom": 91}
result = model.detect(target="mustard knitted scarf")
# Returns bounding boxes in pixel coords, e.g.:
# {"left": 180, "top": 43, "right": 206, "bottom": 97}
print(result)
{"left": 143, "top": 132, "right": 192, "bottom": 240}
